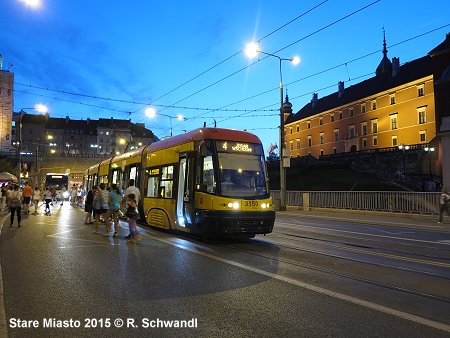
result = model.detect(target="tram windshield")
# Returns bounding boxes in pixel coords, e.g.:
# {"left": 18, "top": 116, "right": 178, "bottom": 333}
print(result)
{"left": 216, "top": 142, "right": 269, "bottom": 198}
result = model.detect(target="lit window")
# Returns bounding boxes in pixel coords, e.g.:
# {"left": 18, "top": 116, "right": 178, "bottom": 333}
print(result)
{"left": 290, "top": 141, "right": 293, "bottom": 151}
{"left": 361, "top": 104, "right": 366, "bottom": 113}
{"left": 296, "top": 139, "right": 300, "bottom": 149}
{"left": 390, "top": 114, "right": 398, "bottom": 130}
{"left": 390, "top": 94, "right": 396, "bottom": 105}
{"left": 372, "top": 120, "right": 378, "bottom": 134}
{"left": 417, "top": 85, "right": 424, "bottom": 97}
{"left": 419, "top": 131, "right": 426, "bottom": 143}
{"left": 418, "top": 108, "right": 426, "bottom": 124}
{"left": 392, "top": 136, "right": 398, "bottom": 147}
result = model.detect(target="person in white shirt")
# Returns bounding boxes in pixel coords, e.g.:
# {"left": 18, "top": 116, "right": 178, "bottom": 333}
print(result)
{"left": 122, "top": 179, "right": 141, "bottom": 239}
{"left": 32, "top": 186, "right": 42, "bottom": 214}
{"left": 438, "top": 189, "right": 450, "bottom": 223}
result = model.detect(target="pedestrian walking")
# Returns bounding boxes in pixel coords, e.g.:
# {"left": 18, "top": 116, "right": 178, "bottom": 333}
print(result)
{"left": 1, "top": 183, "right": 7, "bottom": 211}
{"left": 438, "top": 188, "right": 450, "bottom": 224}
{"left": 8, "top": 184, "right": 22, "bottom": 227}
{"left": 22, "top": 181, "right": 32, "bottom": 214}
{"left": 93, "top": 183, "right": 109, "bottom": 234}
{"left": 43, "top": 187, "right": 52, "bottom": 215}
{"left": 105, "top": 183, "right": 121, "bottom": 237}
{"left": 32, "top": 186, "right": 42, "bottom": 214}
{"left": 125, "top": 193, "right": 141, "bottom": 243}
{"left": 84, "top": 186, "right": 96, "bottom": 225}
{"left": 122, "top": 179, "right": 141, "bottom": 239}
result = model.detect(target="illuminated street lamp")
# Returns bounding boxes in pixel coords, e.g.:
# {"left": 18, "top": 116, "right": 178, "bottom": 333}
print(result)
{"left": 398, "top": 144, "right": 410, "bottom": 176}
{"left": 424, "top": 146, "right": 435, "bottom": 179}
{"left": 18, "top": 104, "right": 48, "bottom": 186}
{"left": 145, "top": 107, "right": 185, "bottom": 137}
{"left": 245, "top": 42, "right": 300, "bottom": 210}
{"left": 19, "top": 0, "right": 42, "bottom": 9}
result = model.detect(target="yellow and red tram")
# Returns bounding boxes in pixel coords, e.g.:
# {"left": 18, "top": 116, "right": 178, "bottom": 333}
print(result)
{"left": 85, "top": 128, "right": 275, "bottom": 238}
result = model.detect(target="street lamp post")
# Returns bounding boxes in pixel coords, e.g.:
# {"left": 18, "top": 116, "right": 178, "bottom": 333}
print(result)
{"left": 145, "top": 108, "right": 186, "bottom": 137}
{"left": 245, "top": 42, "right": 300, "bottom": 211}
{"left": 398, "top": 144, "right": 410, "bottom": 176}
{"left": 424, "top": 146, "right": 435, "bottom": 179}
{"left": 17, "top": 104, "right": 48, "bottom": 186}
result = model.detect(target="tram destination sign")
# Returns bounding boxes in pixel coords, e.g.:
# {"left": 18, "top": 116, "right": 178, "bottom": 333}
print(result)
{"left": 216, "top": 141, "right": 261, "bottom": 155}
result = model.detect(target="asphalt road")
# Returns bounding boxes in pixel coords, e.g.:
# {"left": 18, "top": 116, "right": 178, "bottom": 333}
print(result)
{"left": 0, "top": 204, "right": 449, "bottom": 337}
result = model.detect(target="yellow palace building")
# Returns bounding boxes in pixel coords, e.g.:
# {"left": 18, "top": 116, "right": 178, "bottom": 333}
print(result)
{"left": 284, "top": 33, "right": 450, "bottom": 182}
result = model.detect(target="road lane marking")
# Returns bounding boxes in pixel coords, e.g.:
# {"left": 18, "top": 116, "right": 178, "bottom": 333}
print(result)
{"left": 276, "top": 221, "right": 450, "bottom": 246}
{"left": 138, "top": 230, "right": 450, "bottom": 333}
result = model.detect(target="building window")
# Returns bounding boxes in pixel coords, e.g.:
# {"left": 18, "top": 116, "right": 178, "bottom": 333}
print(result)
{"left": 392, "top": 136, "right": 398, "bottom": 147}
{"left": 290, "top": 141, "right": 293, "bottom": 151}
{"left": 296, "top": 139, "right": 300, "bottom": 149}
{"left": 361, "top": 104, "right": 366, "bottom": 114}
{"left": 307, "top": 121, "right": 311, "bottom": 129}
{"left": 339, "top": 111, "right": 343, "bottom": 120}
{"left": 348, "top": 125, "right": 356, "bottom": 139}
{"left": 419, "top": 131, "right": 426, "bottom": 143}
{"left": 308, "top": 136, "right": 312, "bottom": 147}
{"left": 390, "top": 114, "right": 398, "bottom": 130}
{"left": 362, "top": 138, "right": 367, "bottom": 148}
{"left": 361, "top": 122, "right": 367, "bottom": 136}
{"left": 334, "top": 129, "right": 339, "bottom": 141}
{"left": 417, "top": 85, "right": 424, "bottom": 97}
{"left": 372, "top": 100, "right": 377, "bottom": 110}
{"left": 320, "top": 149, "right": 324, "bottom": 156}
{"left": 333, "top": 147, "right": 337, "bottom": 155}
{"left": 390, "top": 94, "right": 396, "bottom": 105}
{"left": 296, "top": 124, "right": 300, "bottom": 132}
{"left": 349, "top": 108, "right": 354, "bottom": 117}
{"left": 371, "top": 120, "right": 378, "bottom": 134}
{"left": 289, "top": 127, "right": 293, "bottom": 134}
{"left": 319, "top": 117, "right": 323, "bottom": 125}
{"left": 330, "top": 114, "right": 335, "bottom": 122}
{"left": 320, "top": 132, "right": 324, "bottom": 144}
{"left": 418, "top": 108, "right": 426, "bottom": 124}
{"left": 373, "top": 136, "right": 378, "bottom": 146}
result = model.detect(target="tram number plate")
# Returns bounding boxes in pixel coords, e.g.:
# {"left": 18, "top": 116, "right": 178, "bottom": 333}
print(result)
{"left": 244, "top": 200, "right": 259, "bottom": 208}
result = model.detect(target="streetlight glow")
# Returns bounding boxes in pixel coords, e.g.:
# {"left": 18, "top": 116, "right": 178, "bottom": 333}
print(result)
{"left": 291, "top": 56, "right": 301, "bottom": 65}
{"left": 19, "top": 0, "right": 42, "bottom": 8}
{"left": 34, "top": 103, "right": 48, "bottom": 113}
{"left": 244, "top": 42, "right": 300, "bottom": 210}
{"left": 145, "top": 107, "right": 157, "bottom": 118}
{"left": 245, "top": 42, "right": 260, "bottom": 58}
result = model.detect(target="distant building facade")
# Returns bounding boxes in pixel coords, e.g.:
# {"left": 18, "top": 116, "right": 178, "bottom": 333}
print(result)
{"left": 0, "top": 68, "right": 14, "bottom": 153}
{"left": 284, "top": 33, "right": 450, "bottom": 179}
{"left": 10, "top": 113, "right": 157, "bottom": 157}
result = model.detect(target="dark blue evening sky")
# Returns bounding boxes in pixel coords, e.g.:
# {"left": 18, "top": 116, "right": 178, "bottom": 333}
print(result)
{"left": 1, "top": 0, "right": 449, "bottom": 153}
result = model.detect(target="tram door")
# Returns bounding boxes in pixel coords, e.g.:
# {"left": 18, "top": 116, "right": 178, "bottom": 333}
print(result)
{"left": 176, "top": 153, "right": 195, "bottom": 227}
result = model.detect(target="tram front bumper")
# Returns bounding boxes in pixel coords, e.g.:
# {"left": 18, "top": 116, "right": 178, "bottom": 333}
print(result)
{"left": 195, "top": 210, "right": 275, "bottom": 236}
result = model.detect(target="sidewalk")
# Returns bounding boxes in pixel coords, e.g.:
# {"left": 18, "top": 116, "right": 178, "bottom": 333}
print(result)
{"left": 280, "top": 207, "right": 449, "bottom": 232}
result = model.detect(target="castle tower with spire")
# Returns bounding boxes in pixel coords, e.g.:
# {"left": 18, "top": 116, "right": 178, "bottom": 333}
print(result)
{"left": 0, "top": 63, "right": 14, "bottom": 153}
{"left": 376, "top": 28, "right": 393, "bottom": 76}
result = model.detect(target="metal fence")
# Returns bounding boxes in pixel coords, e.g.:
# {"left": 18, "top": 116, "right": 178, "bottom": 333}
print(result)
{"left": 271, "top": 190, "right": 441, "bottom": 215}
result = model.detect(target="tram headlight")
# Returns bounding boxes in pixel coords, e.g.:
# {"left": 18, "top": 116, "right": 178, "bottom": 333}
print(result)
{"left": 261, "top": 203, "right": 267, "bottom": 209}
{"left": 227, "top": 202, "right": 240, "bottom": 209}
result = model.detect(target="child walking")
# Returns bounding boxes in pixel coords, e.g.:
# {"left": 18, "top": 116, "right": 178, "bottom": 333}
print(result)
{"left": 125, "top": 193, "right": 141, "bottom": 243}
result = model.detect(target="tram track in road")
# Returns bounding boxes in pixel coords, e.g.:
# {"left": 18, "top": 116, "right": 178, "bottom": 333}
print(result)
{"left": 218, "top": 236, "right": 450, "bottom": 305}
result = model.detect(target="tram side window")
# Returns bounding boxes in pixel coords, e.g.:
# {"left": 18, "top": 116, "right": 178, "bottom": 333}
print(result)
{"left": 159, "top": 165, "right": 174, "bottom": 199}
{"left": 200, "top": 155, "right": 215, "bottom": 193}
{"left": 146, "top": 176, "right": 158, "bottom": 197}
